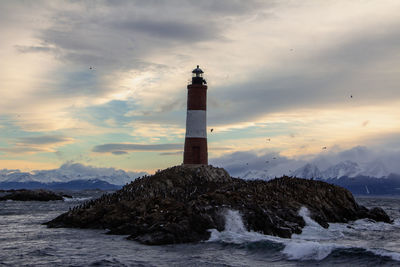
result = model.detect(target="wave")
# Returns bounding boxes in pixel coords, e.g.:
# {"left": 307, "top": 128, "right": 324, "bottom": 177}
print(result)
{"left": 367, "top": 248, "right": 400, "bottom": 261}
{"left": 63, "top": 197, "right": 92, "bottom": 202}
{"left": 282, "top": 240, "right": 338, "bottom": 260}
{"left": 207, "top": 207, "right": 400, "bottom": 262}
{"left": 207, "top": 210, "right": 282, "bottom": 245}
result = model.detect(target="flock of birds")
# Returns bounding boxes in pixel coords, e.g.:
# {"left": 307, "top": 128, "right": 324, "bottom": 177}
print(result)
{"left": 208, "top": 127, "right": 333, "bottom": 167}
{"left": 206, "top": 94, "right": 357, "bottom": 168}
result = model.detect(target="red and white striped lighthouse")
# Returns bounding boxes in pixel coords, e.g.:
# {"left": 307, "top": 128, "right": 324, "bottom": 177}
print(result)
{"left": 183, "top": 65, "right": 208, "bottom": 165}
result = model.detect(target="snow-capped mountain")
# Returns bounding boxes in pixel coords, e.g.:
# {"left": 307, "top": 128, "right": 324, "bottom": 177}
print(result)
{"left": 0, "top": 163, "right": 147, "bottom": 185}
{"left": 359, "top": 160, "right": 390, "bottom": 178}
{"left": 231, "top": 160, "right": 392, "bottom": 180}
{"left": 322, "top": 160, "right": 363, "bottom": 179}
{"left": 292, "top": 163, "right": 323, "bottom": 179}
{"left": 0, "top": 170, "right": 33, "bottom": 183}
{"left": 292, "top": 160, "right": 391, "bottom": 179}
{"left": 240, "top": 169, "right": 271, "bottom": 180}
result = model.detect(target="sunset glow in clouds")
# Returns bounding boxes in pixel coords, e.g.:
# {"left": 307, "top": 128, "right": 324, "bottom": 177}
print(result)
{"left": 1, "top": 0, "right": 400, "bottom": 175}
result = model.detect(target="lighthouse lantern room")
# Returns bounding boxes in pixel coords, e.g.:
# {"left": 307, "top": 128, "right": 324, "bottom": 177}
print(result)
{"left": 183, "top": 65, "right": 208, "bottom": 165}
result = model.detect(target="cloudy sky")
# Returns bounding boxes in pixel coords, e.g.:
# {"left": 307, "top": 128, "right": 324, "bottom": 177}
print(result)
{"left": 1, "top": 0, "right": 400, "bottom": 174}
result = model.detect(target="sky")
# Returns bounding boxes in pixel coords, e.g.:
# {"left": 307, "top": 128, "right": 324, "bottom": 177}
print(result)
{"left": 1, "top": 0, "right": 400, "bottom": 175}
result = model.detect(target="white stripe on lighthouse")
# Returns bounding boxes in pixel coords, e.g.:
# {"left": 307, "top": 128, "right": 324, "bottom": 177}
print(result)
{"left": 185, "top": 110, "right": 207, "bottom": 138}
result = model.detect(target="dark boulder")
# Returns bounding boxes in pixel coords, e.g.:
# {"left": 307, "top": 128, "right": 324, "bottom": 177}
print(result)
{"left": 45, "top": 165, "right": 392, "bottom": 245}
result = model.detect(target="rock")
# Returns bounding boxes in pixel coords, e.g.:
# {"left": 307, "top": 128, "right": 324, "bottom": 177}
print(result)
{"left": 45, "top": 165, "right": 392, "bottom": 245}
{"left": 0, "top": 189, "right": 64, "bottom": 201}
{"left": 366, "top": 207, "right": 392, "bottom": 223}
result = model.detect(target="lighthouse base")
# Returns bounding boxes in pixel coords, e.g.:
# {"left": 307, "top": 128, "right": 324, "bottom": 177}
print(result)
{"left": 183, "top": 138, "right": 208, "bottom": 165}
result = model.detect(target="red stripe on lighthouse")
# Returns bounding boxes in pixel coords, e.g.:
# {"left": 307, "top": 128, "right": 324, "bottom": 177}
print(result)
{"left": 187, "top": 84, "right": 207, "bottom": 110}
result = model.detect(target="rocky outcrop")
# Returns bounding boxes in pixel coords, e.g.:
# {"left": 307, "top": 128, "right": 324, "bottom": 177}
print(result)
{"left": 45, "top": 165, "right": 392, "bottom": 245}
{"left": 0, "top": 189, "right": 66, "bottom": 201}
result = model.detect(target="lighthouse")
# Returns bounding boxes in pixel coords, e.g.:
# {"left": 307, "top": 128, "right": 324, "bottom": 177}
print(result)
{"left": 183, "top": 65, "right": 208, "bottom": 165}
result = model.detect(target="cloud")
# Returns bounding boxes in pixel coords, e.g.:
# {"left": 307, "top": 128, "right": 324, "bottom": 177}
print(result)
{"left": 111, "top": 151, "right": 128, "bottom": 155}
{"left": 159, "top": 151, "right": 183, "bottom": 156}
{"left": 30, "top": 0, "right": 260, "bottom": 73}
{"left": 17, "top": 135, "right": 74, "bottom": 145}
{"left": 93, "top": 143, "right": 182, "bottom": 153}
{"left": 114, "top": 19, "right": 218, "bottom": 41}
{"left": 0, "top": 135, "right": 75, "bottom": 155}
{"left": 15, "top": 45, "right": 55, "bottom": 54}
{"left": 0, "top": 147, "right": 47, "bottom": 154}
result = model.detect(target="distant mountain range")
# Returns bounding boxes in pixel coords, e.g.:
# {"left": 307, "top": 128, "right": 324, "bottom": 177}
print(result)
{"left": 291, "top": 160, "right": 390, "bottom": 179}
{"left": 0, "top": 162, "right": 146, "bottom": 183}
{"left": 0, "top": 162, "right": 146, "bottom": 190}
{"left": 239, "top": 160, "right": 393, "bottom": 180}
{"left": 238, "top": 160, "right": 400, "bottom": 195}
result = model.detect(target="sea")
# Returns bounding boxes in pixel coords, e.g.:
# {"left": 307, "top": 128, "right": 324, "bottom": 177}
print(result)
{"left": 1, "top": 192, "right": 400, "bottom": 267}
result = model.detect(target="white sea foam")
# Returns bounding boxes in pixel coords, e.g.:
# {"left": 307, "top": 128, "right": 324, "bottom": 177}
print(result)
{"left": 63, "top": 197, "right": 92, "bottom": 202}
{"left": 208, "top": 210, "right": 275, "bottom": 244}
{"left": 207, "top": 208, "right": 339, "bottom": 260}
{"left": 350, "top": 218, "right": 395, "bottom": 231}
{"left": 282, "top": 241, "right": 337, "bottom": 260}
{"left": 282, "top": 207, "right": 344, "bottom": 260}
{"left": 293, "top": 207, "right": 344, "bottom": 241}
{"left": 207, "top": 207, "right": 400, "bottom": 261}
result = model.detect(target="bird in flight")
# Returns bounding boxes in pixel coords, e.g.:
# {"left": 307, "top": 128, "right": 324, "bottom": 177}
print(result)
{"left": 350, "top": 95, "right": 353, "bottom": 98}
{"left": 322, "top": 146, "right": 327, "bottom": 149}
{"left": 266, "top": 138, "right": 271, "bottom": 142}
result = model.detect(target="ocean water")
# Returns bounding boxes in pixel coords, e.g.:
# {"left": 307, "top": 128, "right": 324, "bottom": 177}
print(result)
{"left": 0, "top": 194, "right": 399, "bottom": 266}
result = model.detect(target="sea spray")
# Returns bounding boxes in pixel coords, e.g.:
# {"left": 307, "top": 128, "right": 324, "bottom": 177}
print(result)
{"left": 208, "top": 209, "right": 279, "bottom": 244}
{"left": 282, "top": 241, "right": 335, "bottom": 261}
{"left": 222, "top": 210, "right": 247, "bottom": 233}
{"left": 282, "top": 207, "right": 340, "bottom": 260}
{"left": 207, "top": 207, "right": 400, "bottom": 261}
{"left": 292, "top": 207, "right": 344, "bottom": 241}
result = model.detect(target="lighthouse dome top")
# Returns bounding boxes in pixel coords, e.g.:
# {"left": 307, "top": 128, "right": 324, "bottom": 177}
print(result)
{"left": 192, "top": 65, "right": 204, "bottom": 74}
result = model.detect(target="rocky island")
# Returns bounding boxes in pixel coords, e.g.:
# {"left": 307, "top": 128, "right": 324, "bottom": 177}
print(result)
{"left": 46, "top": 165, "right": 391, "bottom": 245}
{"left": 0, "top": 189, "right": 68, "bottom": 201}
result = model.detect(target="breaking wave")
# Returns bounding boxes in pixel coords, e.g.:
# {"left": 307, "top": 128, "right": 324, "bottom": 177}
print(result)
{"left": 207, "top": 207, "right": 400, "bottom": 262}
